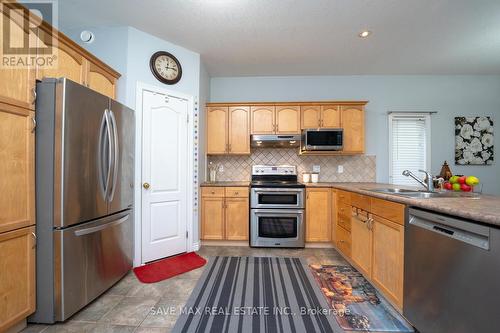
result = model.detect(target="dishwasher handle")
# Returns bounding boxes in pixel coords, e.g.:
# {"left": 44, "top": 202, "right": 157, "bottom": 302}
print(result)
{"left": 409, "top": 214, "right": 490, "bottom": 250}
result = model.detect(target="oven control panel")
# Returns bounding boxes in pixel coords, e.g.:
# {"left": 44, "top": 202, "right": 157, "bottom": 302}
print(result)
{"left": 252, "top": 165, "right": 297, "bottom": 176}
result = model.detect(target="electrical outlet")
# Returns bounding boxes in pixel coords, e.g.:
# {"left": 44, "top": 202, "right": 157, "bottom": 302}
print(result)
{"left": 218, "top": 165, "right": 224, "bottom": 172}
{"left": 313, "top": 165, "right": 321, "bottom": 173}
{"left": 338, "top": 165, "right": 344, "bottom": 174}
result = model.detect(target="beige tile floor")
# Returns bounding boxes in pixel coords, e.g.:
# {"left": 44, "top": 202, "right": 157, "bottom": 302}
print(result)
{"left": 23, "top": 246, "right": 347, "bottom": 333}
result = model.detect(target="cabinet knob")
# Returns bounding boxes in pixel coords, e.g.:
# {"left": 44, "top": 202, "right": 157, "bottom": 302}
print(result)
{"left": 143, "top": 182, "right": 150, "bottom": 189}
{"left": 235, "top": 192, "right": 239, "bottom": 195}
{"left": 211, "top": 191, "right": 215, "bottom": 194}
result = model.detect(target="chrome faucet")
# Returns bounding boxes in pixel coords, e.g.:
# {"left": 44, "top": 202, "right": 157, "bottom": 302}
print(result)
{"left": 402, "top": 169, "right": 435, "bottom": 192}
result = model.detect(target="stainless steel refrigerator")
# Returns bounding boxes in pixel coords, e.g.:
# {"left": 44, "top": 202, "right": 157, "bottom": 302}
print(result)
{"left": 30, "top": 78, "right": 135, "bottom": 323}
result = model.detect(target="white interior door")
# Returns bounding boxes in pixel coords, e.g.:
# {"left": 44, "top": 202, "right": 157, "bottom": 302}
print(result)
{"left": 142, "top": 90, "right": 188, "bottom": 263}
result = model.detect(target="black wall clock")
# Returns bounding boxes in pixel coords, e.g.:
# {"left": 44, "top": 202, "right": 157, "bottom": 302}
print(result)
{"left": 149, "top": 51, "right": 182, "bottom": 85}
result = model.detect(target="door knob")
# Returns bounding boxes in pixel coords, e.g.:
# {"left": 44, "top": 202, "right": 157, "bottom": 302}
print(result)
{"left": 143, "top": 182, "right": 150, "bottom": 189}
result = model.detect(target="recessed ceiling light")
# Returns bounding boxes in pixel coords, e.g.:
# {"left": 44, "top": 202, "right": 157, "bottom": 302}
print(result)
{"left": 359, "top": 30, "right": 372, "bottom": 38}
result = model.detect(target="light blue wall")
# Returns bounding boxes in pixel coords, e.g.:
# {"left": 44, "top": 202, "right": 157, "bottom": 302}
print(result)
{"left": 211, "top": 76, "right": 500, "bottom": 194}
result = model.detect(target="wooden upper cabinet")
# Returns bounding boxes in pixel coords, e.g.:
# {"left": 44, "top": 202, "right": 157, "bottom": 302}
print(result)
{"left": 301, "top": 105, "right": 321, "bottom": 129}
{"left": 206, "top": 107, "right": 228, "bottom": 154}
{"left": 306, "top": 188, "right": 331, "bottom": 242}
{"left": 321, "top": 105, "right": 341, "bottom": 128}
{"left": 341, "top": 105, "right": 365, "bottom": 153}
{"left": 372, "top": 215, "right": 405, "bottom": 309}
{"left": 276, "top": 105, "right": 300, "bottom": 134}
{"left": 228, "top": 106, "right": 250, "bottom": 154}
{"left": 84, "top": 60, "right": 116, "bottom": 99}
{"left": 0, "top": 226, "right": 36, "bottom": 332}
{"left": 0, "top": 11, "right": 36, "bottom": 109}
{"left": 251, "top": 105, "right": 275, "bottom": 134}
{"left": 36, "top": 29, "right": 86, "bottom": 85}
{"left": 0, "top": 104, "right": 35, "bottom": 234}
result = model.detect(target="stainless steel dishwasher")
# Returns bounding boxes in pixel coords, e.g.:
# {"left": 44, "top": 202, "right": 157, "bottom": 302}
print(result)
{"left": 404, "top": 208, "right": 500, "bottom": 333}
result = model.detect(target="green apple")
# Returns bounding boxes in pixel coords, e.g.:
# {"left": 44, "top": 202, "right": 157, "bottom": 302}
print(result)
{"left": 449, "top": 176, "right": 460, "bottom": 184}
{"left": 466, "top": 176, "right": 480, "bottom": 186}
{"left": 452, "top": 183, "right": 461, "bottom": 191}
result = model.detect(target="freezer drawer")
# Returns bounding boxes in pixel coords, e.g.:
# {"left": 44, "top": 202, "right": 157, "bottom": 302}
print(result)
{"left": 54, "top": 210, "right": 133, "bottom": 321}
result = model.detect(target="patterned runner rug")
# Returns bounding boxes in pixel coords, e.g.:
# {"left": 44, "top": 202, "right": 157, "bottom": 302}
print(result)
{"left": 310, "top": 265, "right": 414, "bottom": 332}
{"left": 172, "top": 256, "right": 343, "bottom": 333}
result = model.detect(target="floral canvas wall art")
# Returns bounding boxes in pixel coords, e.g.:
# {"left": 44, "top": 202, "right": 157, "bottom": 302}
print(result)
{"left": 455, "top": 117, "right": 494, "bottom": 165}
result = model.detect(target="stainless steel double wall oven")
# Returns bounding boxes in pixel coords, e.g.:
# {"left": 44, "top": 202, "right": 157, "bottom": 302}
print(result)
{"left": 250, "top": 165, "right": 305, "bottom": 248}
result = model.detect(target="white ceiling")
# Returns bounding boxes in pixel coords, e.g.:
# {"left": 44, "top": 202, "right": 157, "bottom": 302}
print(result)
{"left": 58, "top": 0, "right": 500, "bottom": 76}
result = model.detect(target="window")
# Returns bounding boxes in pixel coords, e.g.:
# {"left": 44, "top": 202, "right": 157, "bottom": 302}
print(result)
{"left": 389, "top": 113, "right": 431, "bottom": 185}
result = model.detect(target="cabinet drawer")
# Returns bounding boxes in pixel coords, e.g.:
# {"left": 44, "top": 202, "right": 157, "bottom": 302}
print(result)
{"left": 337, "top": 203, "right": 352, "bottom": 231}
{"left": 371, "top": 197, "right": 405, "bottom": 225}
{"left": 225, "top": 187, "right": 249, "bottom": 198}
{"left": 336, "top": 224, "right": 351, "bottom": 257}
{"left": 351, "top": 192, "right": 371, "bottom": 211}
{"left": 337, "top": 190, "right": 351, "bottom": 206}
{"left": 201, "top": 187, "right": 225, "bottom": 198}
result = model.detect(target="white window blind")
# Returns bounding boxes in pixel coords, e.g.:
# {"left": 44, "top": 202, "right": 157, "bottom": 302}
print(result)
{"left": 389, "top": 114, "right": 431, "bottom": 186}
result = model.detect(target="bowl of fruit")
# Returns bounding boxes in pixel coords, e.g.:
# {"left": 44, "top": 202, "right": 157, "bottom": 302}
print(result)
{"left": 443, "top": 175, "right": 480, "bottom": 192}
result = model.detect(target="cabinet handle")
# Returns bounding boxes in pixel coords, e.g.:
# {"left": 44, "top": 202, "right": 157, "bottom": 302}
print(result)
{"left": 211, "top": 191, "right": 215, "bottom": 194}
{"left": 31, "top": 117, "right": 36, "bottom": 133}
{"left": 235, "top": 192, "right": 239, "bottom": 195}
{"left": 31, "top": 232, "right": 37, "bottom": 249}
{"left": 339, "top": 240, "right": 345, "bottom": 243}
{"left": 31, "top": 87, "right": 37, "bottom": 105}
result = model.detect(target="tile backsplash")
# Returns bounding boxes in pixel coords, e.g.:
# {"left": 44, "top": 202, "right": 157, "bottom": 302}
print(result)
{"left": 208, "top": 148, "right": 376, "bottom": 182}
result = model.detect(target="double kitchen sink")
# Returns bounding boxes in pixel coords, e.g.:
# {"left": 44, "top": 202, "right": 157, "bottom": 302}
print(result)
{"left": 366, "top": 188, "right": 480, "bottom": 199}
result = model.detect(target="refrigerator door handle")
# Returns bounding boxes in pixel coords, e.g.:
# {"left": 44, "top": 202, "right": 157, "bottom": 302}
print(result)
{"left": 108, "top": 109, "right": 119, "bottom": 202}
{"left": 97, "top": 110, "right": 109, "bottom": 200}
{"left": 104, "top": 109, "right": 113, "bottom": 200}
{"left": 74, "top": 215, "right": 129, "bottom": 237}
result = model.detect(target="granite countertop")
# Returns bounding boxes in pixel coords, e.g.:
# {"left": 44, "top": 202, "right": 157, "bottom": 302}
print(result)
{"left": 200, "top": 181, "right": 250, "bottom": 187}
{"left": 306, "top": 182, "right": 500, "bottom": 227}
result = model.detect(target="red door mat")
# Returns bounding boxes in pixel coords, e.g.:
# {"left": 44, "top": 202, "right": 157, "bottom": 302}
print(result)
{"left": 133, "top": 252, "right": 207, "bottom": 283}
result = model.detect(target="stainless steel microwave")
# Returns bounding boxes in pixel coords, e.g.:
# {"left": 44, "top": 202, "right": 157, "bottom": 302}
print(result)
{"left": 301, "top": 128, "right": 343, "bottom": 151}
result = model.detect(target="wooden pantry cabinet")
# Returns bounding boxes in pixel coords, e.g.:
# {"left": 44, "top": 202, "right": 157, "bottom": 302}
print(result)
{"left": 206, "top": 106, "right": 250, "bottom": 154}
{"left": 200, "top": 187, "right": 249, "bottom": 241}
{"left": 334, "top": 189, "right": 406, "bottom": 310}
{"left": 305, "top": 188, "right": 331, "bottom": 242}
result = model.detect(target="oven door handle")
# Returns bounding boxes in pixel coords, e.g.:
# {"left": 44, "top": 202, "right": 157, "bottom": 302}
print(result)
{"left": 253, "top": 188, "right": 304, "bottom": 193}
{"left": 252, "top": 209, "right": 304, "bottom": 215}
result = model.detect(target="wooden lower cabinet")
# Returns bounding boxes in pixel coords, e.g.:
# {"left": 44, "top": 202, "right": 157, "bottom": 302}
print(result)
{"left": 225, "top": 198, "right": 249, "bottom": 240}
{"left": 0, "top": 226, "right": 36, "bottom": 332}
{"left": 334, "top": 189, "right": 405, "bottom": 310}
{"left": 201, "top": 187, "right": 249, "bottom": 241}
{"left": 305, "top": 188, "right": 331, "bottom": 242}
{"left": 371, "top": 215, "right": 404, "bottom": 308}
{"left": 200, "top": 197, "right": 225, "bottom": 240}
{"left": 350, "top": 210, "right": 372, "bottom": 277}
{"left": 336, "top": 224, "right": 351, "bottom": 257}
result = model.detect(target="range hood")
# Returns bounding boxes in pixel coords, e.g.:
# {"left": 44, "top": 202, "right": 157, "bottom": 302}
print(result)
{"left": 251, "top": 134, "right": 301, "bottom": 148}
